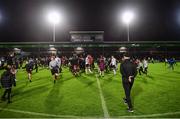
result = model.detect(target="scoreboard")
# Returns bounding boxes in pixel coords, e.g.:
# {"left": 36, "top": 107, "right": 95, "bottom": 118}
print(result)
{"left": 70, "top": 31, "right": 104, "bottom": 42}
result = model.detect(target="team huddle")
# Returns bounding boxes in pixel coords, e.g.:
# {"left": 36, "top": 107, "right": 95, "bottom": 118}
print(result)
{"left": 0, "top": 52, "right": 177, "bottom": 112}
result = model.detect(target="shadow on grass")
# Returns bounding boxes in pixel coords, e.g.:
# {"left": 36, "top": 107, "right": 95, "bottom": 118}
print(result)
{"left": 173, "top": 71, "right": 180, "bottom": 75}
{"left": 44, "top": 82, "right": 63, "bottom": 114}
{"left": 100, "top": 76, "right": 121, "bottom": 87}
{"left": 12, "top": 84, "right": 49, "bottom": 102}
{"left": 137, "top": 75, "right": 153, "bottom": 84}
{"left": 0, "top": 104, "right": 9, "bottom": 113}
{"left": 58, "top": 75, "right": 75, "bottom": 83}
{"left": 76, "top": 75, "right": 96, "bottom": 88}
{"left": 146, "top": 75, "right": 155, "bottom": 80}
{"left": 155, "top": 74, "right": 179, "bottom": 83}
{"left": 13, "top": 84, "right": 27, "bottom": 96}
{"left": 140, "top": 76, "right": 148, "bottom": 84}
{"left": 131, "top": 84, "right": 143, "bottom": 106}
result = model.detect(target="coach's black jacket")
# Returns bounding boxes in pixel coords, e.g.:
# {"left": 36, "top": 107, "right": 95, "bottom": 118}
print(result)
{"left": 120, "top": 59, "right": 137, "bottom": 82}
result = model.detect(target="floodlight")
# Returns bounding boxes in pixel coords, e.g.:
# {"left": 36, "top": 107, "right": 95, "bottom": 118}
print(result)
{"left": 122, "top": 11, "right": 134, "bottom": 25}
{"left": 46, "top": 10, "right": 64, "bottom": 42}
{"left": 120, "top": 10, "right": 136, "bottom": 42}
{"left": 47, "top": 11, "right": 62, "bottom": 25}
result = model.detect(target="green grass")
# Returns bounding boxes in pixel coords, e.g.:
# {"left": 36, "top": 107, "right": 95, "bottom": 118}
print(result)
{"left": 0, "top": 63, "right": 180, "bottom": 118}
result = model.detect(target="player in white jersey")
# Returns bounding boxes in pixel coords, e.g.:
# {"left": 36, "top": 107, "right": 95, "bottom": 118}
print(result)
{"left": 110, "top": 56, "right": 117, "bottom": 75}
{"left": 143, "top": 58, "right": 148, "bottom": 75}
{"left": 49, "top": 56, "right": 59, "bottom": 84}
{"left": 85, "top": 55, "right": 92, "bottom": 74}
{"left": 55, "top": 56, "right": 61, "bottom": 73}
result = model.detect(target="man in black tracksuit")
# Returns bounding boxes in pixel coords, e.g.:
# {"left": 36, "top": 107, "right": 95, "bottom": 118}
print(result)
{"left": 120, "top": 53, "right": 137, "bottom": 112}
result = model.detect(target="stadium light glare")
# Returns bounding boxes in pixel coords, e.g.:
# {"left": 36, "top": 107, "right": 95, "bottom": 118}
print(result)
{"left": 47, "top": 11, "right": 62, "bottom": 25}
{"left": 121, "top": 10, "right": 135, "bottom": 42}
{"left": 122, "top": 11, "right": 134, "bottom": 25}
{"left": 47, "top": 10, "right": 63, "bottom": 42}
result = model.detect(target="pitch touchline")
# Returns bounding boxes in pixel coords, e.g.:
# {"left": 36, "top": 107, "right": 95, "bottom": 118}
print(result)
{"left": 118, "top": 111, "right": 180, "bottom": 118}
{"left": 0, "top": 107, "right": 78, "bottom": 118}
{"left": 95, "top": 75, "right": 110, "bottom": 118}
{"left": 0, "top": 107, "right": 180, "bottom": 118}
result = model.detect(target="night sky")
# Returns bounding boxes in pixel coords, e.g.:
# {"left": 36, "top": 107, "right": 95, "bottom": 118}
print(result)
{"left": 0, "top": 0, "right": 180, "bottom": 42}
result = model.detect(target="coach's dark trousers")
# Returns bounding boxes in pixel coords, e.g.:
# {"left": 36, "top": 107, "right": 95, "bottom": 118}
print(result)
{"left": 2, "top": 88, "right": 12, "bottom": 102}
{"left": 122, "top": 78, "right": 134, "bottom": 109}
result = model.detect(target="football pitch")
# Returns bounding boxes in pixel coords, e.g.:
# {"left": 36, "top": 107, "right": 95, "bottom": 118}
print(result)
{"left": 0, "top": 63, "right": 180, "bottom": 118}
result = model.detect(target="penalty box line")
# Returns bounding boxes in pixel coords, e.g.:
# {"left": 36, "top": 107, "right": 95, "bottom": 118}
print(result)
{"left": 95, "top": 75, "right": 110, "bottom": 118}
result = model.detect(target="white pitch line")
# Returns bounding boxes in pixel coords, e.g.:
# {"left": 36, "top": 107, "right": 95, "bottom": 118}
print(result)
{"left": 0, "top": 107, "right": 78, "bottom": 118}
{"left": 118, "top": 111, "right": 180, "bottom": 118}
{"left": 0, "top": 107, "right": 180, "bottom": 118}
{"left": 96, "top": 75, "right": 110, "bottom": 119}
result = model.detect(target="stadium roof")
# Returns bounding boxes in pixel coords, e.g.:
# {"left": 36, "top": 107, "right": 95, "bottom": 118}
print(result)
{"left": 69, "top": 31, "right": 104, "bottom": 34}
{"left": 0, "top": 41, "right": 179, "bottom": 48}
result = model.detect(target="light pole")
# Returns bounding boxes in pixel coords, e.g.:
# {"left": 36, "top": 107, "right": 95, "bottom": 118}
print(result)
{"left": 122, "top": 11, "right": 134, "bottom": 42}
{"left": 47, "top": 11, "right": 61, "bottom": 42}
{"left": 0, "top": 14, "right": 2, "bottom": 22}
{"left": 0, "top": 13, "right": 3, "bottom": 24}
{"left": 53, "top": 23, "right": 56, "bottom": 42}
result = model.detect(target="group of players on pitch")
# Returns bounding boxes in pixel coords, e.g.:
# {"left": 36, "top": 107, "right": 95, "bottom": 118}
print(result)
{"left": 49, "top": 54, "right": 117, "bottom": 83}
{"left": 0, "top": 53, "right": 177, "bottom": 109}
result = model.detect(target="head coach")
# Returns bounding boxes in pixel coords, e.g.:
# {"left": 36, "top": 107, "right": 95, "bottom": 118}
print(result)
{"left": 120, "top": 52, "right": 137, "bottom": 112}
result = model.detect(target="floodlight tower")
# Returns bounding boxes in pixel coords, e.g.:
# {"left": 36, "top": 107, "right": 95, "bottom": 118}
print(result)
{"left": 47, "top": 11, "right": 62, "bottom": 42}
{"left": 0, "top": 13, "right": 2, "bottom": 23}
{"left": 0, "top": 14, "right": 2, "bottom": 21}
{"left": 122, "top": 11, "right": 134, "bottom": 42}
